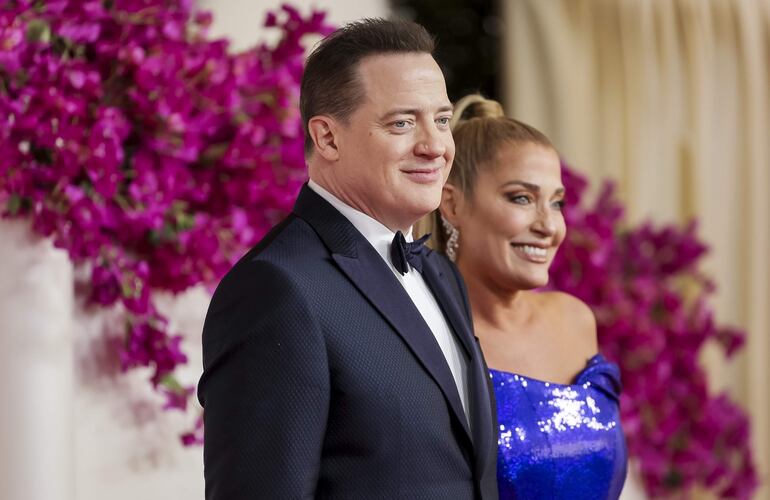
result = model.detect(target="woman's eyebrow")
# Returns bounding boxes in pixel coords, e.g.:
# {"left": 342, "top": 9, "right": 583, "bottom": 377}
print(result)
{"left": 500, "top": 180, "right": 565, "bottom": 195}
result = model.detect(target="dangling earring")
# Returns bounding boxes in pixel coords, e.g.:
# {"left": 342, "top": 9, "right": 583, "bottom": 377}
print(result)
{"left": 441, "top": 216, "right": 459, "bottom": 262}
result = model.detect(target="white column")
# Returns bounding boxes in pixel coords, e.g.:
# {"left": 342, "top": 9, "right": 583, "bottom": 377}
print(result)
{"left": 0, "top": 219, "right": 75, "bottom": 500}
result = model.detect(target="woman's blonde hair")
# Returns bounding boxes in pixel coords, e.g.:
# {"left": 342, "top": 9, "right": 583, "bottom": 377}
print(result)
{"left": 416, "top": 94, "right": 555, "bottom": 253}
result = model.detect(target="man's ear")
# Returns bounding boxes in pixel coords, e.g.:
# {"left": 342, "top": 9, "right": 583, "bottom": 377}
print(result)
{"left": 439, "top": 183, "right": 464, "bottom": 228}
{"left": 307, "top": 116, "right": 340, "bottom": 162}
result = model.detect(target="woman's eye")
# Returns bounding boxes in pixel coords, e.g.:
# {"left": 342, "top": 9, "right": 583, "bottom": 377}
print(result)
{"left": 507, "top": 194, "right": 530, "bottom": 204}
{"left": 552, "top": 200, "right": 566, "bottom": 211}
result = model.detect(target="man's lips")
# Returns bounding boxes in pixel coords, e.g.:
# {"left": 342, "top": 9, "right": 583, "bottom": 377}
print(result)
{"left": 401, "top": 167, "right": 442, "bottom": 183}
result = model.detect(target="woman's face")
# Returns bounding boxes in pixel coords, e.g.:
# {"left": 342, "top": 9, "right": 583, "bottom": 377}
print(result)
{"left": 444, "top": 141, "right": 566, "bottom": 291}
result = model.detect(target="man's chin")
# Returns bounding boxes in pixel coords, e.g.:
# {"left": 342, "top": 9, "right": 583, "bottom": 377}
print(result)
{"left": 403, "top": 181, "right": 443, "bottom": 199}
{"left": 397, "top": 204, "right": 440, "bottom": 230}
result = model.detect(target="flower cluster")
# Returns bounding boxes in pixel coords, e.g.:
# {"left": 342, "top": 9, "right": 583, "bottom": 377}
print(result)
{"left": 0, "top": 0, "right": 333, "bottom": 444}
{"left": 551, "top": 164, "right": 757, "bottom": 498}
{"left": 0, "top": 3, "right": 757, "bottom": 493}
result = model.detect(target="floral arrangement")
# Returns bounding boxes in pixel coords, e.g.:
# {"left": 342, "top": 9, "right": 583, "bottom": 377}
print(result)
{"left": 0, "top": 0, "right": 333, "bottom": 444}
{"left": 551, "top": 164, "right": 757, "bottom": 498}
{"left": 0, "top": 0, "right": 757, "bottom": 496}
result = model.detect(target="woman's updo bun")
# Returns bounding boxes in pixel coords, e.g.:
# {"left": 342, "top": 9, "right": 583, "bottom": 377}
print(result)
{"left": 451, "top": 94, "right": 505, "bottom": 129}
{"left": 450, "top": 95, "right": 505, "bottom": 129}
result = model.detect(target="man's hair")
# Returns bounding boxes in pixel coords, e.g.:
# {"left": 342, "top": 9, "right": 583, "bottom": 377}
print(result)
{"left": 300, "top": 18, "right": 436, "bottom": 154}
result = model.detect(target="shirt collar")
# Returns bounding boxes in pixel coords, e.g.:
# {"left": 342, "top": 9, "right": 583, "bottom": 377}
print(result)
{"left": 307, "top": 179, "right": 413, "bottom": 264}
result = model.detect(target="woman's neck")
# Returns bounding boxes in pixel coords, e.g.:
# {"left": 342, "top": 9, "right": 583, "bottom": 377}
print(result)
{"left": 459, "top": 263, "right": 532, "bottom": 333}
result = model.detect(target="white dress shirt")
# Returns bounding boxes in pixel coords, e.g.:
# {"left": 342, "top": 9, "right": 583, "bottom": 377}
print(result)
{"left": 308, "top": 180, "right": 470, "bottom": 423}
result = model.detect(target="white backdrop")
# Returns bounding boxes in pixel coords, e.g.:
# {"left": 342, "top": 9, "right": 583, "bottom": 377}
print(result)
{"left": 0, "top": 2, "right": 386, "bottom": 500}
{"left": 0, "top": 219, "right": 75, "bottom": 500}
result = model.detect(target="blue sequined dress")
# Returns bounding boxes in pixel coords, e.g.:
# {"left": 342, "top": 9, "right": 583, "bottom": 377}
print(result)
{"left": 490, "top": 354, "right": 627, "bottom": 499}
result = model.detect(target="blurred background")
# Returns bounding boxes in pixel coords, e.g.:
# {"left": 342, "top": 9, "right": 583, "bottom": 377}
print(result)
{"left": 0, "top": 0, "right": 767, "bottom": 498}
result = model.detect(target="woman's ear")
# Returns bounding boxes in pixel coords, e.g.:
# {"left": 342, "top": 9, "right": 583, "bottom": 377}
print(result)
{"left": 439, "top": 183, "right": 464, "bottom": 228}
{"left": 307, "top": 116, "right": 340, "bottom": 161}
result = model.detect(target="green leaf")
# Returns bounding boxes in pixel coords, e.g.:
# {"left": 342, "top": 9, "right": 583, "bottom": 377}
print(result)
{"left": 663, "top": 468, "right": 683, "bottom": 489}
{"left": 25, "top": 19, "right": 51, "bottom": 44}
{"left": 160, "top": 374, "right": 184, "bottom": 391}
{"left": 176, "top": 212, "right": 194, "bottom": 231}
{"left": 6, "top": 194, "right": 22, "bottom": 215}
{"left": 148, "top": 229, "right": 161, "bottom": 246}
{"left": 161, "top": 222, "right": 176, "bottom": 241}
{"left": 121, "top": 280, "right": 134, "bottom": 298}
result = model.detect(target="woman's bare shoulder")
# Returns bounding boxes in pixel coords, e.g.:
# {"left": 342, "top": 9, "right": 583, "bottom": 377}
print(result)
{"left": 537, "top": 291, "right": 598, "bottom": 354}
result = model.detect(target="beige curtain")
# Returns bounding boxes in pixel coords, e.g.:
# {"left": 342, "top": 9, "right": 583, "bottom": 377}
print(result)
{"left": 502, "top": 0, "right": 770, "bottom": 498}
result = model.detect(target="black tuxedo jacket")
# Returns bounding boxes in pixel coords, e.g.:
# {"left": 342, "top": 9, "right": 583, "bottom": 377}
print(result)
{"left": 198, "top": 185, "right": 498, "bottom": 499}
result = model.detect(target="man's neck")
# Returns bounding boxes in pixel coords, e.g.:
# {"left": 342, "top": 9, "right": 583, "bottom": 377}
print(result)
{"left": 307, "top": 178, "right": 414, "bottom": 235}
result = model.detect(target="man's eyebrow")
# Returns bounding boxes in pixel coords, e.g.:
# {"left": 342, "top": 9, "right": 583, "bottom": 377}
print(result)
{"left": 380, "top": 105, "right": 454, "bottom": 121}
{"left": 380, "top": 108, "right": 418, "bottom": 121}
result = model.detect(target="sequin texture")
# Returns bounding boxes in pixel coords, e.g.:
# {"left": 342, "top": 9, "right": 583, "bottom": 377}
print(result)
{"left": 491, "top": 354, "right": 627, "bottom": 499}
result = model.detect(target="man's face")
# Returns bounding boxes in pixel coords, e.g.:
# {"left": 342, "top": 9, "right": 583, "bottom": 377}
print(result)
{"left": 329, "top": 52, "right": 455, "bottom": 232}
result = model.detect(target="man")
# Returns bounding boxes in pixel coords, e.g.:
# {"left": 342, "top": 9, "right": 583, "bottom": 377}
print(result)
{"left": 198, "top": 18, "right": 498, "bottom": 499}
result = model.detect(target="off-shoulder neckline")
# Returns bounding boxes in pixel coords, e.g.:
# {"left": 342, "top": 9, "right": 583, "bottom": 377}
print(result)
{"left": 488, "top": 353, "right": 609, "bottom": 388}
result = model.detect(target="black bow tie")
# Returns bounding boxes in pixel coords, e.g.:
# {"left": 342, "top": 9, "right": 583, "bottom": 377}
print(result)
{"left": 390, "top": 231, "right": 430, "bottom": 275}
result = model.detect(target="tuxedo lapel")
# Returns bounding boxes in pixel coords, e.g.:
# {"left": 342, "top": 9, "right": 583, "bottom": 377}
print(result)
{"left": 421, "top": 251, "right": 495, "bottom": 482}
{"left": 332, "top": 250, "right": 472, "bottom": 441}
{"left": 419, "top": 252, "right": 474, "bottom": 357}
{"left": 292, "top": 186, "right": 473, "bottom": 444}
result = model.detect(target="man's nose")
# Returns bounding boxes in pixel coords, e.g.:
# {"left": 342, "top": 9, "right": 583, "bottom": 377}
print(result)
{"left": 414, "top": 124, "right": 447, "bottom": 159}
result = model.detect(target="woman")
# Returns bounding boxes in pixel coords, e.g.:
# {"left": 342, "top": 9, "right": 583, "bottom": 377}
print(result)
{"left": 421, "top": 95, "right": 627, "bottom": 499}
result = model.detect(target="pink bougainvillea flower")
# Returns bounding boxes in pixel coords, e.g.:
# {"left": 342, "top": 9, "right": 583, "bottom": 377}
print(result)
{"left": 0, "top": 1, "right": 755, "bottom": 497}
{"left": 550, "top": 162, "right": 756, "bottom": 498}
{"left": 0, "top": 0, "right": 334, "bottom": 450}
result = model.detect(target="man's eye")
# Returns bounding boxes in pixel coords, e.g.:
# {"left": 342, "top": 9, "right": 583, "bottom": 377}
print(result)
{"left": 393, "top": 120, "right": 408, "bottom": 128}
{"left": 436, "top": 117, "right": 451, "bottom": 126}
